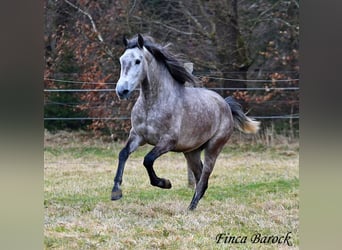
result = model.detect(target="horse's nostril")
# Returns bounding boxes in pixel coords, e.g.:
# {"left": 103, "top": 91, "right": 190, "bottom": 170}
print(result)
{"left": 118, "top": 89, "right": 130, "bottom": 99}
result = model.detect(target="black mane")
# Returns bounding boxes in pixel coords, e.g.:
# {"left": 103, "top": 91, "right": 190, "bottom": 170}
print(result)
{"left": 124, "top": 34, "right": 197, "bottom": 85}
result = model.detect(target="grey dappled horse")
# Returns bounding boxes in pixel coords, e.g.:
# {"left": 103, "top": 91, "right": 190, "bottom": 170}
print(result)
{"left": 111, "top": 34, "right": 260, "bottom": 210}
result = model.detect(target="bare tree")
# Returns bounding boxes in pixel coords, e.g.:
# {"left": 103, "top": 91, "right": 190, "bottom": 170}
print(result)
{"left": 126, "top": 0, "right": 251, "bottom": 95}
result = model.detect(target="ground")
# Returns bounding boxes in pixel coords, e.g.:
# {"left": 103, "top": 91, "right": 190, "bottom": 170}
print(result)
{"left": 44, "top": 130, "right": 299, "bottom": 249}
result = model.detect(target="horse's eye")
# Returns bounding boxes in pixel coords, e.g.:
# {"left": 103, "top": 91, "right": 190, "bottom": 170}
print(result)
{"left": 135, "top": 59, "right": 141, "bottom": 65}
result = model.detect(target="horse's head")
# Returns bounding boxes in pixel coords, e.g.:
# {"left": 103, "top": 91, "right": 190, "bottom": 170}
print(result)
{"left": 116, "top": 34, "right": 150, "bottom": 99}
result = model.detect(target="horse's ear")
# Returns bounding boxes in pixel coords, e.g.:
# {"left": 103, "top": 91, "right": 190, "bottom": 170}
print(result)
{"left": 137, "top": 34, "right": 144, "bottom": 49}
{"left": 123, "top": 35, "right": 128, "bottom": 48}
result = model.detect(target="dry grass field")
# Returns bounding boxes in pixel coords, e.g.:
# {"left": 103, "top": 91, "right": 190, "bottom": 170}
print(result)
{"left": 44, "top": 131, "right": 299, "bottom": 249}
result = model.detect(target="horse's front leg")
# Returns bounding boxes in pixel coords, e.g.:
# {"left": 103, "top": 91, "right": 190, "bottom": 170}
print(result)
{"left": 143, "top": 136, "right": 176, "bottom": 189}
{"left": 111, "top": 131, "right": 144, "bottom": 200}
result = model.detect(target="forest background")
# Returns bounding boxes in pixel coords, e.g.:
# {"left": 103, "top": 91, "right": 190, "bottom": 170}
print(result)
{"left": 44, "top": 0, "right": 299, "bottom": 140}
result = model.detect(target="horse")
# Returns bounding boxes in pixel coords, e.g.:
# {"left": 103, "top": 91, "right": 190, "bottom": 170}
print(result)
{"left": 111, "top": 34, "right": 260, "bottom": 210}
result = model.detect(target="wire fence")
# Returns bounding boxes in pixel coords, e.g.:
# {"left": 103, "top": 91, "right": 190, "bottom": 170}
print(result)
{"left": 44, "top": 76, "right": 299, "bottom": 85}
{"left": 44, "top": 76, "right": 299, "bottom": 121}
{"left": 44, "top": 87, "right": 299, "bottom": 92}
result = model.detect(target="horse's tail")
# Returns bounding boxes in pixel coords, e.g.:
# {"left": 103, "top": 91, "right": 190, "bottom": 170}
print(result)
{"left": 225, "top": 96, "right": 260, "bottom": 134}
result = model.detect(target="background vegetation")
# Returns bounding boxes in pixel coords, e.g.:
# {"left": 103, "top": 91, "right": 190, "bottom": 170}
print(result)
{"left": 44, "top": 0, "right": 299, "bottom": 139}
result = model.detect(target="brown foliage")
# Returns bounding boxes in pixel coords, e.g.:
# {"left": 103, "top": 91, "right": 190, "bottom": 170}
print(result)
{"left": 44, "top": 0, "right": 299, "bottom": 138}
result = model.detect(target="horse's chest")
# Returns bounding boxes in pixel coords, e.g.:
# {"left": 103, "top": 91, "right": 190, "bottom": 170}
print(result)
{"left": 132, "top": 110, "right": 174, "bottom": 144}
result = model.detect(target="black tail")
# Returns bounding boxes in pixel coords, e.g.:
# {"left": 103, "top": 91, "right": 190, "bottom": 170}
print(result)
{"left": 225, "top": 96, "right": 260, "bottom": 134}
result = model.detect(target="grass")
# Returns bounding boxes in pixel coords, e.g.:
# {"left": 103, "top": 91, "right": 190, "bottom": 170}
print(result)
{"left": 44, "top": 131, "right": 299, "bottom": 249}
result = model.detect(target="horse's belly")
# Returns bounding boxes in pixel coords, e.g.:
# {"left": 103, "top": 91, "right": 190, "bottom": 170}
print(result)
{"left": 174, "top": 132, "right": 212, "bottom": 152}
{"left": 173, "top": 140, "right": 207, "bottom": 153}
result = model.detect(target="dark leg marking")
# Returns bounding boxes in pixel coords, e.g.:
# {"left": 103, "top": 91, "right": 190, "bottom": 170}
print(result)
{"left": 111, "top": 146, "right": 129, "bottom": 200}
{"left": 142, "top": 137, "right": 176, "bottom": 189}
{"left": 111, "top": 132, "right": 143, "bottom": 200}
{"left": 143, "top": 149, "right": 172, "bottom": 189}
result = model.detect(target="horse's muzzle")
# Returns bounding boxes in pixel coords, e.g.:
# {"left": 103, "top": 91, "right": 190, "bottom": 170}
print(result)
{"left": 116, "top": 88, "right": 131, "bottom": 100}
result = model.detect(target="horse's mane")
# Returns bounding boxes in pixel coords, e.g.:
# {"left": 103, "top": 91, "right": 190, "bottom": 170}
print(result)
{"left": 125, "top": 35, "right": 197, "bottom": 85}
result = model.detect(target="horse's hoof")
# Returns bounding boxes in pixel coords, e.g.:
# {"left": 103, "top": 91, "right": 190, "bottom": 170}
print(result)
{"left": 152, "top": 178, "right": 172, "bottom": 189}
{"left": 111, "top": 189, "right": 123, "bottom": 200}
{"left": 188, "top": 204, "right": 197, "bottom": 211}
{"left": 162, "top": 178, "right": 172, "bottom": 189}
{"left": 188, "top": 199, "right": 198, "bottom": 210}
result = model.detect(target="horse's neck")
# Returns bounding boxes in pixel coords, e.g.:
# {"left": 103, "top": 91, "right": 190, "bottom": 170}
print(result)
{"left": 140, "top": 62, "right": 181, "bottom": 106}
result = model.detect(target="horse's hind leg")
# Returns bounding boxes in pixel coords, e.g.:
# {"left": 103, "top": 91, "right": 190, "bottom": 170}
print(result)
{"left": 188, "top": 137, "right": 228, "bottom": 210}
{"left": 184, "top": 149, "right": 203, "bottom": 186}
{"left": 143, "top": 137, "right": 176, "bottom": 189}
{"left": 111, "top": 131, "right": 144, "bottom": 200}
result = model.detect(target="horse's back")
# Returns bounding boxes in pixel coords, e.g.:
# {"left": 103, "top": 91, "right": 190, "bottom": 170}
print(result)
{"left": 183, "top": 87, "right": 231, "bottom": 119}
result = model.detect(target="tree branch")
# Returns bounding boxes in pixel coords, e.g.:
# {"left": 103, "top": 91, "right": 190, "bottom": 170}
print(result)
{"left": 291, "top": 0, "right": 299, "bottom": 9}
{"left": 132, "top": 16, "right": 194, "bottom": 35}
{"left": 63, "top": 0, "right": 116, "bottom": 60}
{"left": 178, "top": 0, "right": 211, "bottom": 39}
{"left": 195, "top": 0, "right": 216, "bottom": 37}
{"left": 64, "top": 0, "right": 104, "bottom": 43}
